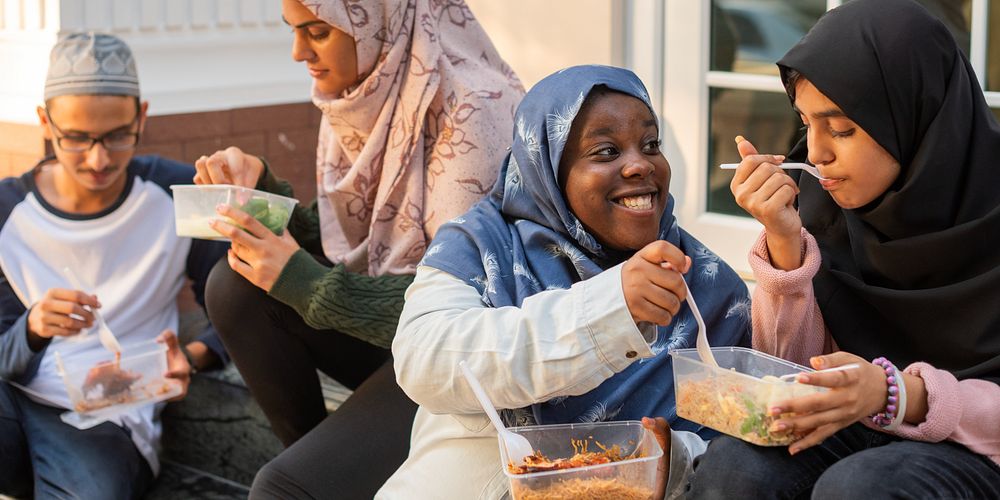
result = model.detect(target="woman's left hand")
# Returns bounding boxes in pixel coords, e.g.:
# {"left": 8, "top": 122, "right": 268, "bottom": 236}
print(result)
{"left": 767, "top": 351, "right": 887, "bottom": 455}
{"left": 211, "top": 204, "right": 301, "bottom": 292}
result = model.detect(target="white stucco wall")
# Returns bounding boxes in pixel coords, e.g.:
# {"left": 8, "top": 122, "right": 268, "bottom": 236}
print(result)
{"left": 0, "top": 0, "right": 310, "bottom": 124}
{"left": 465, "top": 0, "right": 620, "bottom": 89}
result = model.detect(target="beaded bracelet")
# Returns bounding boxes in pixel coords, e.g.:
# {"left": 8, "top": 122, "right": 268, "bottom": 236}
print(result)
{"left": 871, "top": 357, "right": 907, "bottom": 431}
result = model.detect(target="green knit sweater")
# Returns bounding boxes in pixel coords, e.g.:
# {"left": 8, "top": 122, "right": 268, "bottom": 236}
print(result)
{"left": 257, "top": 163, "right": 414, "bottom": 349}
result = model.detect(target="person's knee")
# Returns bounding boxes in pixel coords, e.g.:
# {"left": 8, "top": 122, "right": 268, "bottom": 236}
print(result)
{"left": 205, "top": 259, "right": 260, "bottom": 339}
{"left": 813, "top": 454, "right": 902, "bottom": 499}
{"left": 34, "top": 454, "right": 151, "bottom": 500}
{"left": 688, "top": 437, "right": 781, "bottom": 498}
{"left": 250, "top": 456, "right": 313, "bottom": 500}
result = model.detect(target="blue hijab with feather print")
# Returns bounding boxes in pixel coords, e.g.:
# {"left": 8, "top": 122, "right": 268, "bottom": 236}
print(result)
{"left": 421, "top": 65, "right": 750, "bottom": 432}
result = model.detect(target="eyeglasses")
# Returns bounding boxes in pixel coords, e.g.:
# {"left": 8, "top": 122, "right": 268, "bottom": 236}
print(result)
{"left": 44, "top": 108, "right": 141, "bottom": 153}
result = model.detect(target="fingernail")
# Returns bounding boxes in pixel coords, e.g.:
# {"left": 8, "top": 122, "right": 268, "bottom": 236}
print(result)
{"left": 734, "top": 135, "right": 746, "bottom": 144}
{"left": 789, "top": 447, "right": 800, "bottom": 455}
{"left": 812, "top": 356, "right": 824, "bottom": 367}
{"left": 768, "top": 407, "right": 783, "bottom": 416}
{"left": 216, "top": 203, "right": 227, "bottom": 213}
{"left": 797, "top": 374, "right": 810, "bottom": 383}
{"left": 774, "top": 155, "right": 786, "bottom": 161}
{"left": 770, "top": 422, "right": 787, "bottom": 433}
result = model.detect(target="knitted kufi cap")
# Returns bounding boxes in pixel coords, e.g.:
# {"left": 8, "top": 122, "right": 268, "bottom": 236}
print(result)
{"left": 44, "top": 32, "right": 139, "bottom": 101}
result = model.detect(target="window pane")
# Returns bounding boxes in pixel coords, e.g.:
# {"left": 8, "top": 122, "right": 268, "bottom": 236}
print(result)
{"left": 710, "top": 0, "right": 826, "bottom": 75}
{"left": 989, "top": 0, "right": 1000, "bottom": 91}
{"left": 707, "top": 88, "right": 802, "bottom": 216}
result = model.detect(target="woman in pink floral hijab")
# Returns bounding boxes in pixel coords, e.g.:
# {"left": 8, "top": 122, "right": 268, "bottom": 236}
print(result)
{"left": 194, "top": 0, "right": 523, "bottom": 497}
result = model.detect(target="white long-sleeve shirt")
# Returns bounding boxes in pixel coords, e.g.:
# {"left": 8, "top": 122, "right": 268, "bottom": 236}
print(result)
{"left": 380, "top": 264, "right": 704, "bottom": 499}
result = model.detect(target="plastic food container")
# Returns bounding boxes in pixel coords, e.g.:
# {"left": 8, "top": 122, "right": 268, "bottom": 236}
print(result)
{"left": 170, "top": 184, "right": 298, "bottom": 240}
{"left": 671, "top": 346, "right": 825, "bottom": 446}
{"left": 500, "top": 420, "right": 661, "bottom": 500}
{"left": 58, "top": 340, "right": 182, "bottom": 419}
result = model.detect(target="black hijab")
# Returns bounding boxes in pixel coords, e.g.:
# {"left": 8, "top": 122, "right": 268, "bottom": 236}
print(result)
{"left": 778, "top": 0, "right": 1000, "bottom": 384}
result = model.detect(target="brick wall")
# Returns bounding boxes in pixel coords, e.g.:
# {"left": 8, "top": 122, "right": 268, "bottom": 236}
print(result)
{"left": 0, "top": 122, "right": 49, "bottom": 178}
{"left": 139, "top": 102, "right": 321, "bottom": 202}
{"left": 0, "top": 101, "right": 320, "bottom": 202}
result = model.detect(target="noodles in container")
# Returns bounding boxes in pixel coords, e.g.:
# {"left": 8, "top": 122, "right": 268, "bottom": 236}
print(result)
{"left": 501, "top": 420, "right": 661, "bottom": 500}
{"left": 671, "top": 346, "right": 826, "bottom": 446}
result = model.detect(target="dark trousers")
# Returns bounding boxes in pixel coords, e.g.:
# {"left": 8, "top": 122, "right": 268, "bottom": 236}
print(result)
{"left": 0, "top": 381, "right": 153, "bottom": 499}
{"left": 687, "top": 423, "right": 1000, "bottom": 499}
{"left": 206, "top": 261, "right": 417, "bottom": 499}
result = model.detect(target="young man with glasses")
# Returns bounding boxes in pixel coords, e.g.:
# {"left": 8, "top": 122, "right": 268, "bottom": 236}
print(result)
{"left": 0, "top": 32, "right": 228, "bottom": 498}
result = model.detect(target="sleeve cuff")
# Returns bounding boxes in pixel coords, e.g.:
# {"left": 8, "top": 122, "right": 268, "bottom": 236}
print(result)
{"left": 664, "top": 430, "right": 709, "bottom": 499}
{"left": 750, "top": 228, "right": 822, "bottom": 296}
{"left": 891, "top": 362, "right": 962, "bottom": 442}
{"left": 268, "top": 249, "right": 328, "bottom": 312}
{"left": 578, "top": 263, "right": 655, "bottom": 373}
{"left": 194, "top": 327, "right": 230, "bottom": 367}
{"left": 255, "top": 157, "right": 279, "bottom": 192}
{"left": 0, "top": 312, "right": 47, "bottom": 380}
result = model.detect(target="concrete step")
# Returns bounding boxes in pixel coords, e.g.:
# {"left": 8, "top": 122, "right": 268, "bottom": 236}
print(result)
{"left": 144, "top": 310, "right": 354, "bottom": 498}
{"left": 145, "top": 364, "right": 353, "bottom": 498}
{"left": 144, "top": 461, "right": 250, "bottom": 500}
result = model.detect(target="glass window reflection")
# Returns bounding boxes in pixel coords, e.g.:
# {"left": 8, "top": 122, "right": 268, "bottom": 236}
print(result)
{"left": 710, "top": 0, "right": 826, "bottom": 75}
{"left": 707, "top": 88, "right": 802, "bottom": 216}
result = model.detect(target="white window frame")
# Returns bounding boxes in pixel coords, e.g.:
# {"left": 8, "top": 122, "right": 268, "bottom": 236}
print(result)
{"left": 624, "top": 0, "right": 998, "bottom": 277}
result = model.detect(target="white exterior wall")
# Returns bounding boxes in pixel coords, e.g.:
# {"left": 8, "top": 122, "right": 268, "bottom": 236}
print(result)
{"left": 0, "top": 0, "right": 311, "bottom": 124}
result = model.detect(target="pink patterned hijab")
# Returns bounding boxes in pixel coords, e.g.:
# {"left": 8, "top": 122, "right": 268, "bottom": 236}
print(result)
{"left": 303, "top": 0, "right": 524, "bottom": 276}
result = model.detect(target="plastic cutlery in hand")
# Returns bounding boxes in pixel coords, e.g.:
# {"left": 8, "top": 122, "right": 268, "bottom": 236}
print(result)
{"left": 719, "top": 162, "right": 825, "bottom": 180}
{"left": 662, "top": 262, "right": 719, "bottom": 368}
{"left": 778, "top": 363, "right": 862, "bottom": 382}
{"left": 458, "top": 360, "right": 534, "bottom": 465}
{"left": 62, "top": 267, "right": 122, "bottom": 354}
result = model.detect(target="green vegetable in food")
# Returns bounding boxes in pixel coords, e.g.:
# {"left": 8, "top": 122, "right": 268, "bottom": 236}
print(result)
{"left": 241, "top": 198, "right": 269, "bottom": 219}
{"left": 739, "top": 397, "right": 770, "bottom": 438}
{"left": 236, "top": 197, "right": 289, "bottom": 235}
{"left": 260, "top": 210, "right": 286, "bottom": 234}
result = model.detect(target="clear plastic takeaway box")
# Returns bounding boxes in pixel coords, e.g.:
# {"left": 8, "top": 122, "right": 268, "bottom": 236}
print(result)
{"left": 671, "top": 346, "right": 826, "bottom": 446}
{"left": 500, "top": 420, "right": 662, "bottom": 500}
{"left": 58, "top": 340, "right": 182, "bottom": 419}
{"left": 170, "top": 184, "right": 298, "bottom": 240}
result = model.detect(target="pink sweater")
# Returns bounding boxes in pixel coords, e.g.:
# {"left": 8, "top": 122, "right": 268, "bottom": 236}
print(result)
{"left": 749, "top": 229, "right": 1000, "bottom": 466}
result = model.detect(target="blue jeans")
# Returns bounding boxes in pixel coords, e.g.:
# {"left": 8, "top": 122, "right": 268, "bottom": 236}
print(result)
{"left": 688, "top": 423, "right": 1000, "bottom": 499}
{"left": 0, "top": 381, "right": 152, "bottom": 499}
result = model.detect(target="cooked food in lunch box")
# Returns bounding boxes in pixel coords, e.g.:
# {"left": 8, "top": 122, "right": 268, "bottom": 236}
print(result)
{"left": 512, "top": 477, "right": 654, "bottom": 500}
{"left": 508, "top": 439, "right": 630, "bottom": 474}
{"left": 237, "top": 197, "right": 290, "bottom": 235}
{"left": 676, "top": 376, "right": 799, "bottom": 446}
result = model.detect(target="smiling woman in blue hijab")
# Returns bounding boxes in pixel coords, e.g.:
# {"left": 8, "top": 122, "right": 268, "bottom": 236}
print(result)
{"left": 379, "top": 65, "right": 750, "bottom": 499}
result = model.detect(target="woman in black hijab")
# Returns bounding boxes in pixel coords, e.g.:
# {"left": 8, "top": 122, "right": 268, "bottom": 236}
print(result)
{"left": 688, "top": 0, "right": 1000, "bottom": 497}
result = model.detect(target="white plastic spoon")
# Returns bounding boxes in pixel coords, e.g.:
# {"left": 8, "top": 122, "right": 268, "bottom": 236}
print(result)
{"left": 719, "top": 162, "right": 825, "bottom": 180}
{"left": 458, "top": 360, "right": 534, "bottom": 465}
{"left": 62, "top": 267, "right": 122, "bottom": 354}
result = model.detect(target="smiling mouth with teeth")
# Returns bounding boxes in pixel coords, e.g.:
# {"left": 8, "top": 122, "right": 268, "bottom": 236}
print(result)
{"left": 615, "top": 193, "right": 654, "bottom": 210}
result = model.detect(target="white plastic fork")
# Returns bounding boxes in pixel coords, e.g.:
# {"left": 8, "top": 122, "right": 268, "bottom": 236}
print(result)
{"left": 662, "top": 262, "right": 719, "bottom": 368}
{"left": 62, "top": 267, "right": 122, "bottom": 354}
{"left": 458, "top": 360, "right": 534, "bottom": 465}
{"left": 719, "top": 162, "right": 825, "bottom": 180}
